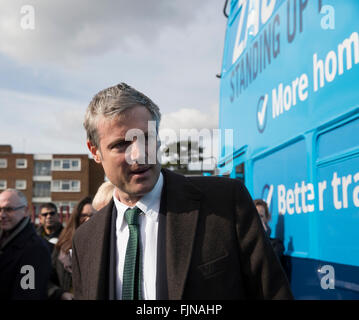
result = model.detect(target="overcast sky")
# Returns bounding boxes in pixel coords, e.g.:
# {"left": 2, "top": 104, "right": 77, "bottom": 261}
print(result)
{"left": 0, "top": 0, "right": 227, "bottom": 159}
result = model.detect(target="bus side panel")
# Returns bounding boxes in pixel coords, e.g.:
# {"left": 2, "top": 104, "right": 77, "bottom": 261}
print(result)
{"left": 316, "top": 116, "right": 359, "bottom": 267}
{"left": 252, "top": 138, "right": 310, "bottom": 257}
{"left": 286, "top": 256, "right": 359, "bottom": 299}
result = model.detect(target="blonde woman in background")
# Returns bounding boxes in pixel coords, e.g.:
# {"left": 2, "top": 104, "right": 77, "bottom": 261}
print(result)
{"left": 92, "top": 181, "right": 115, "bottom": 211}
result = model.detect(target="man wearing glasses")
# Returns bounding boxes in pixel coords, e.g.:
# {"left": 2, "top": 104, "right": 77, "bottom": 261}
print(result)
{"left": 36, "top": 203, "right": 63, "bottom": 247}
{"left": 0, "top": 189, "right": 51, "bottom": 299}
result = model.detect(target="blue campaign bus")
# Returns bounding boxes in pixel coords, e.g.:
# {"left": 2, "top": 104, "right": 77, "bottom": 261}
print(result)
{"left": 217, "top": 0, "right": 359, "bottom": 299}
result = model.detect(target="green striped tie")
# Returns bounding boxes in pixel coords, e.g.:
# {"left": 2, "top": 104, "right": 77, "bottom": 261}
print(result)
{"left": 122, "top": 207, "right": 142, "bottom": 300}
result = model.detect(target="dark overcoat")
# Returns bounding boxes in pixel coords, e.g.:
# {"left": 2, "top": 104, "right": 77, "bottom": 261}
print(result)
{"left": 0, "top": 218, "right": 51, "bottom": 300}
{"left": 72, "top": 169, "right": 293, "bottom": 300}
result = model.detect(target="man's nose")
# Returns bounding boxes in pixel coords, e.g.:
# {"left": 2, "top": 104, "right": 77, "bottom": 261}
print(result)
{"left": 129, "top": 139, "right": 146, "bottom": 164}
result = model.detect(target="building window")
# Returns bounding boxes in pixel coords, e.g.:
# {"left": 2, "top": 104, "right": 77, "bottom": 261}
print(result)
{"left": 54, "top": 202, "right": 77, "bottom": 214}
{"left": 33, "top": 182, "right": 51, "bottom": 197}
{"left": 53, "top": 159, "right": 62, "bottom": 170}
{"left": 15, "top": 180, "right": 27, "bottom": 190}
{"left": 71, "top": 180, "right": 80, "bottom": 191}
{"left": 52, "top": 159, "right": 81, "bottom": 171}
{"left": 34, "top": 161, "right": 51, "bottom": 176}
{"left": 0, "top": 180, "right": 7, "bottom": 190}
{"left": 0, "top": 159, "right": 7, "bottom": 168}
{"left": 16, "top": 159, "right": 28, "bottom": 169}
{"left": 71, "top": 159, "right": 80, "bottom": 170}
{"left": 52, "top": 180, "right": 81, "bottom": 192}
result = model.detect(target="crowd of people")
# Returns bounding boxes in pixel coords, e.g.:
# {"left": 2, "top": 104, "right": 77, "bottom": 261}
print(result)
{"left": 0, "top": 181, "right": 113, "bottom": 300}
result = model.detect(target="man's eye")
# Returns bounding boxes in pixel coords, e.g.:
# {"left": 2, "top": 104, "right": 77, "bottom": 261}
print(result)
{"left": 113, "top": 141, "right": 131, "bottom": 150}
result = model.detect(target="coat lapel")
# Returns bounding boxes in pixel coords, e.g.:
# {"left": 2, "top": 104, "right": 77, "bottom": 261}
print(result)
{"left": 86, "top": 200, "right": 113, "bottom": 299}
{"left": 161, "top": 169, "right": 202, "bottom": 300}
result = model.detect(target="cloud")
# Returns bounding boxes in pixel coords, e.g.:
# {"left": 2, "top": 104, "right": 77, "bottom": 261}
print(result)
{"left": 0, "top": 88, "right": 219, "bottom": 155}
{"left": 0, "top": 0, "right": 199, "bottom": 65}
{"left": 160, "top": 106, "right": 218, "bottom": 133}
{"left": 159, "top": 105, "right": 220, "bottom": 168}
{"left": 0, "top": 0, "right": 227, "bottom": 115}
{"left": 0, "top": 1, "right": 227, "bottom": 163}
{"left": 0, "top": 88, "right": 88, "bottom": 154}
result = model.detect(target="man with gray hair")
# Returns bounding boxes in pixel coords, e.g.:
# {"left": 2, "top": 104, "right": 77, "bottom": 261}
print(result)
{"left": 72, "top": 83, "right": 293, "bottom": 300}
{"left": 0, "top": 189, "right": 51, "bottom": 299}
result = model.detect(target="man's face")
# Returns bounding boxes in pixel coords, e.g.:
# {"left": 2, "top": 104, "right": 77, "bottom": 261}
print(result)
{"left": 40, "top": 207, "right": 59, "bottom": 229}
{"left": 0, "top": 191, "right": 27, "bottom": 231}
{"left": 88, "top": 106, "right": 161, "bottom": 203}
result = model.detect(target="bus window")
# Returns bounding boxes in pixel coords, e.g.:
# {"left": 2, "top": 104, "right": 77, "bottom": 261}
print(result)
{"left": 235, "top": 163, "right": 244, "bottom": 183}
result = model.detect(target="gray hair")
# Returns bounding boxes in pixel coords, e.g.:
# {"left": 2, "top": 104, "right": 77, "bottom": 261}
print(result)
{"left": 3, "top": 189, "right": 28, "bottom": 207}
{"left": 84, "top": 82, "right": 161, "bottom": 149}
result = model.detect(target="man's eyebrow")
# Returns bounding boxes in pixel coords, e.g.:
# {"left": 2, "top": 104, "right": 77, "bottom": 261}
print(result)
{"left": 106, "top": 130, "right": 151, "bottom": 148}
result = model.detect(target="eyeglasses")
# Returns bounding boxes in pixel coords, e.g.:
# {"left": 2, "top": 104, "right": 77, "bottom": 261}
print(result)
{"left": 40, "top": 211, "right": 57, "bottom": 217}
{"left": 0, "top": 205, "right": 25, "bottom": 214}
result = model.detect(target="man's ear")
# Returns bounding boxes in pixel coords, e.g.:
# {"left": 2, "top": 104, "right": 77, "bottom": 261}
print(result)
{"left": 87, "top": 140, "right": 102, "bottom": 164}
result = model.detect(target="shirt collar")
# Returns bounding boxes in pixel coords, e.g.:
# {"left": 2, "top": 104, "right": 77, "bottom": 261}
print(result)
{"left": 113, "top": 172, "right": 163, "bottom": 230}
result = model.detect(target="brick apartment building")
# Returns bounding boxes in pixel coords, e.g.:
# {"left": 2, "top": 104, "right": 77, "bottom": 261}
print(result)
{"left": 0, "top": 145, "right": 104, "bottom": 222}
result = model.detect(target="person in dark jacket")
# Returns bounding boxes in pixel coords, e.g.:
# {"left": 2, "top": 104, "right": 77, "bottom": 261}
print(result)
{"left": 254, "top": 199, "right": 285, "bottom": 259}
{"left": 48, "top": 196, "right": 95, "bottom": 300}
{"left": 36, "top": 202, "right": 63, "bottom": 248}
{"left": 0, "top": 189, "right": 51, "bottom": 300}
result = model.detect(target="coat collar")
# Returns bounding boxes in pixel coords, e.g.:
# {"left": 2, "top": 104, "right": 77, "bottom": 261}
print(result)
{"left": 0, "top": 217, "right": 30, "bottom": 250}
{"left": 84, "top": 200, "right": 113, "bottom": 299}
{"left": 161, "top": 168, "right": 202, "bottom": 299}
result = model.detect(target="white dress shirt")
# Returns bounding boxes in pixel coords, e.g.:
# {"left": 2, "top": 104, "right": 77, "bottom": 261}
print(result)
{"left": 113, "top": 172, "right": 163, "bottom": 300}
